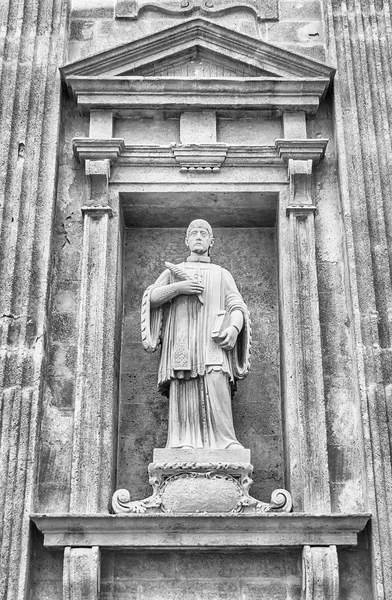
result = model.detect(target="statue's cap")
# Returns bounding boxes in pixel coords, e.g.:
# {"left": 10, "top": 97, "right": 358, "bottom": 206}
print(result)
{"left": 186, "top": 219, "right": 213, "bottom": 237}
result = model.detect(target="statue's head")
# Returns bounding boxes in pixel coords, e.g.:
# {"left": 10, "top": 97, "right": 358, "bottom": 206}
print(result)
{"left": 185, "top": 219, "right": 214, "bottom": 256}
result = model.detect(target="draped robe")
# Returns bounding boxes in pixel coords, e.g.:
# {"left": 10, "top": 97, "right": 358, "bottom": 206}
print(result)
{"left": 142, "top": 260, "right": 251, "bottom": 449}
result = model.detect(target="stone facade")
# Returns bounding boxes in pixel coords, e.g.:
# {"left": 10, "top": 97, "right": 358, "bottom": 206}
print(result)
{"left": 1, "top": 0, "right": 392, "bottom": 599}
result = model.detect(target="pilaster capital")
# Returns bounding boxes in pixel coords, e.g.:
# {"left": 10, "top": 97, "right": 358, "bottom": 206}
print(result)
{"left": 286, "top": 205, "right": 317, "bottom": 217}
{"left": 275, "top": 138, "right": 329, "bottom": 166}
{"left": 73, "top": 138, "right": 125, "bottom": 163}
{"left": 85, "top": 159, "right": 111, "bottom": 180}
{"left": 81, "top": 205, "right": 113, "bottom": 218}
{"left": 73, "top": 138, "right": 125, "bottom": 180}
{"left": 287, "top": 158, "right": 313, "bottom": 175}
{"left": 286, "top": 159, "right": 314, "bottom": 214}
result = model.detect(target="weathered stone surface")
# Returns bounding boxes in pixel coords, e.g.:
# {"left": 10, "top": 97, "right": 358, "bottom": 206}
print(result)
{"left": 324, "top": 1, "right": 392, "bottom": 597}
{"left": 99, "top": 548, "right": 301, "bottom": 600}
{"left": 0, "top": 0, "right": 69, "bottom": 598}
{"left": 160, "top": 474, "right": 242, "bottom": 513}
{"left": 32, "top": 512, "right": 370, "bottom": 548}
{"left": 302, "top": 545, "right": 339, "bottom": 600}
{"left": 153, "top": 448, "right": 251, "bottom": 463}
{"left": 63, "top": 547, "right": 100, "bottom": 600}
{"left": 4, "top": 0, "right": 389, "bottom": 597}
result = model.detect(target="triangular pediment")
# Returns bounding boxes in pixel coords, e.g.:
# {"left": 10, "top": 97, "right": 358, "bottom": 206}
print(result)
{"left": 121, "top": 46, "right": 276, "bottom": 78}
{"left": 61, "top": 18, "right": 335, "bottom": 82}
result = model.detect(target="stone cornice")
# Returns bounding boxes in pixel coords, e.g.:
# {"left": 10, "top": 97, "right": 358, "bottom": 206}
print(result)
{"left": 73, "top": 142, "right": 282, "bottom": 169}
{"left": 31, "top": 513, "right": 370, "bottom": 549}
{"left": 73, "top": 138, "right": 125, "bottom": 163}
{"left": 275, "top": 138, "right": 329, "bottom": 164}
{"left": 60, "top": 19, "right": 335, "bottom": 81}
{"left": 66, "top": 77, "right": 330, "bottom": 114}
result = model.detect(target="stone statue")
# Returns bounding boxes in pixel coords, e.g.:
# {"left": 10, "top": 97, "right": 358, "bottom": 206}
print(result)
{"left": 113, "top": 221, "right": 291, "bottom": 515}
{"left": 141, "top": 219, "right": 251, "bottom": 449}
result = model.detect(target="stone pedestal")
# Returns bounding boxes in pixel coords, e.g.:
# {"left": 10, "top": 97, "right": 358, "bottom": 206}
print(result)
{"left": 112, "top": 449, "right": 292, "bottom": 515}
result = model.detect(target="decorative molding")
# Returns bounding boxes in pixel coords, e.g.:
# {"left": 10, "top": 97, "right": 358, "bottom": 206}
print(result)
{"left": 61, "top": 19, "right": 334, "bottom": 116}
{"left": 302, "top": 546, "right": 339, "bottom": 600}
{"left": 224, "top": 145, "right": 281, "bottom": 166}
{"left": 286, "top": 205, "right": 318, "bottom": 216}
{"left": 73, "top": 138, "right": 125, "bottom": 178}
{"left": 63, "top": 547, "right": 100, "bottom": 600}
{"left": 115, "top": 0, "right": 278, "bottom": 21}
{"left": 83, "top": 144, "right": 281, "bottom": 168}
{"left": 112, "top": 461, "right": 292, "bottom": 515}
{"left": 171, "top": 144, "right": 228, "bottom": 171}
{"left": 31, "top": 513, "right": 371, "bottom": 549}
{"left": 65, "top": 77, "right": 330, "bottom": 114}
{"left": 275, "top": 138, "right": 329, "bottom": 165}
{"left": 73, "top": 138, "right": 125, "bottom": 163}
{"left": 81, "top": 206, "right": 114, "bottom": 218}
{"left": 61, "top": 19, "right": 334, "bottom": 81}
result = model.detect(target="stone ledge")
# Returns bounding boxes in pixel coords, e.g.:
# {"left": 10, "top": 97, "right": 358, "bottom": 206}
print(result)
{"left": 66, "top": 77, "right": 330, "bottom": 113}
{"left": 31, "top": 513, "right": 370, "bottom": 550}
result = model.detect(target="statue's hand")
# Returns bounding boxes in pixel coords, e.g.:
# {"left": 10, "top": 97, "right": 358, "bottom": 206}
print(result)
{"left": 219, "top": 326, "right": 238, "bottom": 350}
{"left": 176, "top": 280, "right": 204, "bottom": 296}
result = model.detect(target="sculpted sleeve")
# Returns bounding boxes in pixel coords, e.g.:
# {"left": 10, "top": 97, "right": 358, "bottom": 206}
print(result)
{"left": 222, "top": 268, "right": 252, "bottom": 380}
{"left": 141, "top": 269, "right": 170, "bottom": 353}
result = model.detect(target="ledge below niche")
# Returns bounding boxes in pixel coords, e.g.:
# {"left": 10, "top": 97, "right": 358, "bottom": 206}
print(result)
{"left": 31, "top": 512, "right": 370, "bottom": 550}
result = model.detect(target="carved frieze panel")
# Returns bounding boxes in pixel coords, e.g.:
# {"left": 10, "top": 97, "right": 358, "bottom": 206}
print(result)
{"left": 115, "top": 0, "right": 278, "bottom": 21}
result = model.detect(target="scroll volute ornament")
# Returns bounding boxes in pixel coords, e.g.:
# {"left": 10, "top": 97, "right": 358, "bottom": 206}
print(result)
{"left": 115, "top": 0, "right": 278, "bottom": 20}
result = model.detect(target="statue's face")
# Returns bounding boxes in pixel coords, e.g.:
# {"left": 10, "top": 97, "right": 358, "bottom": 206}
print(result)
{"left": 186, "top": 227, "right": 214, "bottom": 255}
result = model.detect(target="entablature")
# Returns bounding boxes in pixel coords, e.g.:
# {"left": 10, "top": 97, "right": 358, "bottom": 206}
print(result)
{"left": 65, "top": 76, "right": 330, "bottom": 114}
{"left": 63, "top": 19, "right": 334, "bottom": 181}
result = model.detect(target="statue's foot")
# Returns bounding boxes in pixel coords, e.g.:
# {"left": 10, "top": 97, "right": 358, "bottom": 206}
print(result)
{"left": 226, "top": 442, "right": 244, "bottom": 449}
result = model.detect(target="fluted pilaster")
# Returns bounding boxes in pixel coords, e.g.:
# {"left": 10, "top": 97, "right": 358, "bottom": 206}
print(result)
{"left": 0, "top": 1, "right": 69, "bottom": 598}
{"left": 324, "top": 0, "right": 392, "bottom": 597}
